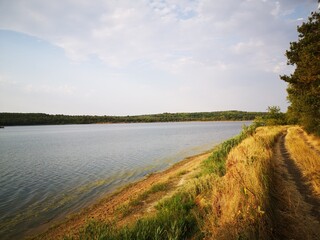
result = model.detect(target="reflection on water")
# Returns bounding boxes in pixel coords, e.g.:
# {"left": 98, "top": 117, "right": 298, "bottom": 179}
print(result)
{"left": 0, "top": 121, "right": 250, "bottom": 239}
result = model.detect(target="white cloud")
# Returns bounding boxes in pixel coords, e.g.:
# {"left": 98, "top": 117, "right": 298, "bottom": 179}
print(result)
{"left": 24, "top": 84, "right": 76, "bottom": 96}
{"left": 0, "top": 74, "right": 16, "bottom": 86}
{"left": 271, "top": 1, "right": 281, "bottom": 16}
{"left": 0, "top": 0, "right": 307, "bottom": 69}
{"left": 0, "top": 0, "right": 317, "bottom": 114}
{"left": 231, "top": 40, "right": 265, "bottom": 55}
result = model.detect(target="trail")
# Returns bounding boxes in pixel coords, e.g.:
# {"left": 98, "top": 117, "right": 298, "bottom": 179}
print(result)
{"left": 272, "top": 133, "right": 320, "bottom": 239}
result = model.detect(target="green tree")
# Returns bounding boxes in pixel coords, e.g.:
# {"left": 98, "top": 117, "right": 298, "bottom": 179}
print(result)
{"left": 280, "top": 11, "right": 320, "bottom": 135}
{"left": 265, "top": 106, "right": 286, "bottom": 126}
{"left": 252, "top": 106, "right": 285, "bottom": 126}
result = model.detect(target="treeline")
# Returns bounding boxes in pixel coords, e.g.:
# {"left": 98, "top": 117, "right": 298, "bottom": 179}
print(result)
{"left": 280, "top": 11, "right": 320, "bottom": 135}
{"left": 0, "top": 111, "right": 266, "bottom": 126}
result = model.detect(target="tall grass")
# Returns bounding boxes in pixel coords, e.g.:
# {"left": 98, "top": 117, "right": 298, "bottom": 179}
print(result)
{"left": 202, "top": 124, "right": 256, "bottom": 176}
{"left": 304, "top": 132, "right": 320, "bottom": 152}
{"left": 285, "top": 126, "right": 320, "bottom": 196}
{"left": 200, "top": 126, "right": 286, "bottom": 239}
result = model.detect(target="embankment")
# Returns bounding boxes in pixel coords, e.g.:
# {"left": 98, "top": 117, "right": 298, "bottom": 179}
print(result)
{"left": 30, "top": 125, "right": 320, "bottom": 240}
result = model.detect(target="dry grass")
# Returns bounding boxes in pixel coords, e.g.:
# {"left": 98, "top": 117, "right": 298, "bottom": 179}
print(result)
{"left": 285, "top": 126, "right": 320, "bottom": 196}
{"left": 302, "top": 130, "right": 320, "bottom": 152}
{"left": 200, "top": 126, "right": 286, "bottom": 239}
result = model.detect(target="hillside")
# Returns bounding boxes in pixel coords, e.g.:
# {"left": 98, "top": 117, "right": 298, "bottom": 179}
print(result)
{"left": 0, "top": 111, "right": 265, "bottom": 126}
{"left": 29, "top": 125, "right": 320, "bottom": 239}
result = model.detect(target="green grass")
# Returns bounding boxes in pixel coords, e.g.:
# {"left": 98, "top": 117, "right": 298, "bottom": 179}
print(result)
{"left": 149, "top": 182, "right": 169, "bottom": 193}
{"left": 202, "top": 124, "right": 256, "bottom": 176}
{"left": 176, "top": 170, "right": 188, "bottom": 176}
{"left": 116, "top": 182, "right": 170, "bottom": 217}
{"left": 66, "top": 192, "right": 198, "bottom": 240}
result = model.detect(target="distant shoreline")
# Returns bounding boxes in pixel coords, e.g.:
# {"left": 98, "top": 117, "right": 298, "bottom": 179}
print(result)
{"left": 0, "top": 111, "right": 264, "bottom": 126}
{"left": 95, "top": 120, "right": 253, "bottom": 124}
{"left": 1, "top": 120, "right": 252, "bottom": 127}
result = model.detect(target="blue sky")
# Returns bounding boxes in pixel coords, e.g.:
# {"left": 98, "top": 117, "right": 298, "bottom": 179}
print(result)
{"left": 0, "top": 0, "right": 318, "bottom": 115}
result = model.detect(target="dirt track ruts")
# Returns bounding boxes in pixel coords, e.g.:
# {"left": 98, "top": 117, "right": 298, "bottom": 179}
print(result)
{"left": 272, "top": 132, "right": 320, "bottom": 239}
{"left": 279, "top": 134, "right": 320, "bottom": 221}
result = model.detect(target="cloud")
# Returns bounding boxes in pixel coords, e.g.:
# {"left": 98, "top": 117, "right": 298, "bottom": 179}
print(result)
{"left": 1, "top": 0, "right": 313, "bottom": 70}
{"left": 24, "top": 84, "right": 76, "bottom": 96}
{"left": 0, "top": 74, "right": 16, "bottom": 86}
{"left": 231, "top": 40, "right": 265, "bottom": 55}
{"left": 0, "top": 0, "right": 317, "bottom": 114}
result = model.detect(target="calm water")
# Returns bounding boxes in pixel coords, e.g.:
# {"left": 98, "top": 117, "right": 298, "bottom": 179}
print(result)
{"left": 0, "top": 121, "right": 249, "bottom": 239}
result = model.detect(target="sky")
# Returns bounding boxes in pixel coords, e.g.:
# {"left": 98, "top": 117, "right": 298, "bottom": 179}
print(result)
{"left": 0, "top": 0, "right": 318, "bottom": 116}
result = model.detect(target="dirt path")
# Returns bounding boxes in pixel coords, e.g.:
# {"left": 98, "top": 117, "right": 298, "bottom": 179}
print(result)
{"left": 272, "top": 133, "right": 320, "bottom": 239}
{"left": 29, "top": 151, "right": 210, "bottom": 240}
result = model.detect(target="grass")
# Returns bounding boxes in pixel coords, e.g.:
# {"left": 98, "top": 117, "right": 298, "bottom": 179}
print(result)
{"left": 202, "top": 124, "right": 256, "bottom": 176}
{"left": 65, "top": 124, "right": 316, "bottom": 240}
{"left": 176, "top": 170, "right": 188, "bottom": 176}
{"left": 116, "top": 182, "right": 170, "bottom": 216}
{"left": 285, "top": 126, "right": 320, "bottom": 196}
{"left": 199, "top": 126, "right": 286, "bottom": 239}
{"left": 131, "top": 182, "right": 170, "bottom": 206}
{"left": 149, "top": 182, "right": 169, "bottom": 193}
{"left": 270, "top": 126, "right": 320, "bottom": 239}
{"left": 302, "top": 129, "right": 320, "bottom": 152}
{"left": 65, "top": 191, "right": 198, "bottom": 240}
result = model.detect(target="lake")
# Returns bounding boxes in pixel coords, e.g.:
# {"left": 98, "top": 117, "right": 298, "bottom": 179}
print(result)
{"left": 0, "top": 121, "right": 250, "bottom": 239}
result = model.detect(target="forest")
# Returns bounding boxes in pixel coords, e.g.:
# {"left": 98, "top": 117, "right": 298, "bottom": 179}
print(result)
{"left": 0, "top": 111, "right": 266, "bottom": 126}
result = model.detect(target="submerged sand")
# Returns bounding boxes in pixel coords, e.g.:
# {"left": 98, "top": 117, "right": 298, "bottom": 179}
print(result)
{"left": 28, "top": 151, "right": 211, "bottom": 239}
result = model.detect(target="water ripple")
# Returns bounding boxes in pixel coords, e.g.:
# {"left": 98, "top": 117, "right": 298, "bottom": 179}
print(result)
{"left": 0, "top": 121, "right": 250, "bottom": 239}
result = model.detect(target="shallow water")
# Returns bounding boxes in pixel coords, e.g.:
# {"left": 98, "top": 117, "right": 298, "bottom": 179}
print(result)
{"left": 0, "top": 121, "right": 249, "bottom": 239}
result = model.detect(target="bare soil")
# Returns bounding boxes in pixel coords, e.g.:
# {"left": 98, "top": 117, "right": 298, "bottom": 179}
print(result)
{"left": 271, "top": 133, "right": 320, "bottom": 239}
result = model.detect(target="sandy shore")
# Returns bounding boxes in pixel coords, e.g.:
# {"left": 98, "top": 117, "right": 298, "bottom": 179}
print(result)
{"left": 29, "top": 150, "right": 212, "bottom": 240}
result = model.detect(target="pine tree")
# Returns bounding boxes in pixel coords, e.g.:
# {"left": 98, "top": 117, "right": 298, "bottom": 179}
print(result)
{"left": 280, "top": 11, "right": 320, "bottom": 135}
